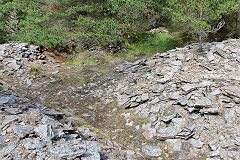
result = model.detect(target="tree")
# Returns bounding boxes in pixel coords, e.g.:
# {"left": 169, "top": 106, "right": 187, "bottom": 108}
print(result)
{"left": 167, "top": 0, "right": 239, "bottom": 51}
{"left": 0, "top": 0, "right": 160, "bottom": 49}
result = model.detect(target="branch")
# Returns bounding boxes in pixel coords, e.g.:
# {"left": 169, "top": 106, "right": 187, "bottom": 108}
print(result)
{"left": 206, "top": 20, "right": 225, "bottom": 33}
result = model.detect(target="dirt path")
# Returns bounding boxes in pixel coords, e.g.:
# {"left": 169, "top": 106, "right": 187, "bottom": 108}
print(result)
{"left": 1, "top": 51, "right": 158, "bottom": 159}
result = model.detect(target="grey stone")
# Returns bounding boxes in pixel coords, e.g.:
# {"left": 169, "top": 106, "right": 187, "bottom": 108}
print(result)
{"left": 13, "top": 125, "right": 33, "bottom": 138}
{"left": 172, "top": 118, "right": 187, "bottom": 128}
{"left": 116, "top": 94, "right": 130, "bottom": 106}
{"left": 24, "top": 138, "right": 46, "bottom": 150}
{"left": 52, "top": 70, "right": 59, "bottom": 74}
{"left": 162, "top": 113, "right": 176, "bottom": 122}
{"left": 172, "top": 60, "right": 182, "bottom": 66}
{"left": 207, "top": 51, "right": 214, "bottom": 61}
{"left": 82, "top": 145, "right": 101, "bottom": 160}
{"left": 53, "top": 129, "right": 65, "bottom": 139}
{"left": 25, "top": 78, "right": 32, "bottom": 86}
{"left": 0, "top": 136, "right": 5, "bottom": 146}
{"left": 140, "top": 93, "right": 149, "bottom": 102}
{"left": 156, "top": 126, "right": 180, "bottom": 140}
{"left": 223, "top": 86, "right": 240, "bottom": 98}
{"left": 0, "top": 96, "right": 15, "bottom": 104}
{"left": 42, "top": 109, "right": 64, "bottom": 117}
{"left": 10, "top": 60, "right": 21, "bottom": 70}
{"left": 216, "top": 43, "right": 225, "bottom": 50}
{"left": 149, "top": 97, "right": 160, "bottom": 105}
{"left": 220, "top": 139, "right": 236, "bottom": 148}
{"left": 2, "top": 115, "right": 18, "bottom": 126}
{"left": 65, "top": 117, "right": 85, "bottom": 126}
{"left": 166, "top": 139, "right": 182, "bottom": 152}
{"left": 157, "top": 75, "right": 172, "bottom": 84}
{"left": 142, "top": 145, "right": 162, "bottom": 157}
{"left": 199, "top": 80, "right": 212, "bottom": 87}
{"left": 48, "top": 142, "right": 86, "bottom": 159}
{"left": 0, "top": 50, "right": 4, "bottom": 56}
{"left": 128, "top": 102, "right": 140, "bottom": 108}
{"left": 34, "top": 124, "right": 54, "bottom": 140}
{"left": 208, "top": 143, "right": 217, "bottom": 151}
{"left": 189, "top": 138, "right": 204, "bottom": 148}
{"left": 4, "top": 108, "right": 23, "bottom": 114}
{"left": 177, "top": 98, "right": 188, "bottom": 106}
{"left": 0, "top": 142, "right": 16, "bottom": 158}
{"left": 169, "top": 92, "right": 182, "bottom": 100}
{"left": 194, "top": 97, "right": 212, "bottom": 107}
{"left": 200, "top": 108, "right": 219, "bottom": 114}
{"left": 181, "top": 84, "right": 198, "bottom": 93}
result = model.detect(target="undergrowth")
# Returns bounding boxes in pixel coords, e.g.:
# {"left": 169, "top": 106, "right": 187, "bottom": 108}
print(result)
{"left": 119, "top": 32, "right": 184, "bottom": 58}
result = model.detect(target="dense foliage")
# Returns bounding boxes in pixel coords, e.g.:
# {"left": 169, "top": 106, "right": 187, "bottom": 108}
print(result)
{"left": 0, "top": 0, "right": 162, "bottom": 49}
{"left": 0, "top": 0, "right": 239, "bottom": 51}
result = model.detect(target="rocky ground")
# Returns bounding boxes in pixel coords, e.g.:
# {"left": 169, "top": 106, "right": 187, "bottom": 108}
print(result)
{"left": 0, "top": 39, "right": 240, "bottom": 159}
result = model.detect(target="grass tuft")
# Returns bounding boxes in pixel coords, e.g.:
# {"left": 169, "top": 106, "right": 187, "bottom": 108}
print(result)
{"left": 127, "top": 32, "right": 182, "bottom": 58}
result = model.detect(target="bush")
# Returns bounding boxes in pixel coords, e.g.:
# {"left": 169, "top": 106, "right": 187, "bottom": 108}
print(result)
{"left": 0, "top": 0, "right": 160, "bottom": 50}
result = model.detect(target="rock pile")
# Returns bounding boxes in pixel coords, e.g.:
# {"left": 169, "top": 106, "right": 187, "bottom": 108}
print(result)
{"left": 0, "top": 89, "right": 127, "bottom": 160}
{"left": 111, "top": 39, "right": 240, "bottom": 159}
{"left": 0, "top": 42, "right": 48, "bottom": 84}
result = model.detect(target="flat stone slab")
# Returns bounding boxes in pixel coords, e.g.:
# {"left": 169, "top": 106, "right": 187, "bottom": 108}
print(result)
{"left": 13, "top": 125, "right": 33, "bottom": 138}
{"left": 142, "top": 145, "right": 162, "bottom": 157}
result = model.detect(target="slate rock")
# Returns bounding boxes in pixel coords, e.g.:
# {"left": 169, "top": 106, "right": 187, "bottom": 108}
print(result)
{"left": 200, "top": 108, "right": 219, "bottom": 114}
{"left": 52, "top": 70, "right": 59, "bottom": 74}
{"left": 25, "top": 78, "right": 32, "bottom": 86}
{"left": 157, "top": 75, "right": 172, "bottom": 84}
{"left": 0, "top": 142, "right": 16, "bottom": 158}
{"left": 0, "top": 136, "right": 5, "bottom": 146}
{"left": 34, "top": 124, "right": 54, "bottom": 140}
{"left": 140, "top": 93, "right": 149, "bottom": 102}
{"left": 166, "top": 139, "right": 182, "bottom": 152}
{"left": 181, "top": 84, "right": 198, "bottom": 93}
{"left": 176, "top": 98, "right": 188, "bottom": 106}
{"left": 162, "top": 113, "right": 176, "bottom": 122}
{"left": 207, "top": 51, "right": 214, "bottom": 61}
{"left": 172, "top": 60, "right": 182, "bottom": 66}
{"left": 24, "top": 138, "right": 46, "bottom": 150}
{"left": 142, "top": 145, "right": 162, "bottom": 157}
{"left": 13, "top": 125, "right": 33, "bottom": 138}
{"left": 82, "top": 146, "right": 101, "bottom": 160}
{"left": 4, "top": 108, "right": 23, "bottom": 115}
{"left": 116, "top": 94, "right": 130, "bottom": 106}
{"left": 149, "top": 97, "right": 160, "bottom": 105}
{"left": 0, "top": 96, "right": 15, "bottom": 104}
{"left": 48, "top": 142, "right": 86, "bottom": 159}
{"left": 169, "top": 92, "right": 182, "bottom": 100}
{"left": 189, "top": 138, "right": 203, "bottom": 148}
{"left": 42, "top": 109, "right": 64, "bottom": 117}
{"left": 156, "top": 126, "right": 179, "bottom": 140}
{"left": 10, "top": 60, "right": 21, "bottom": 70}
{"left": 0, "top": 50, "right": 4, "bottom": 56}
{"left": 194, "top": 97, "right": 212, "bottom": 107}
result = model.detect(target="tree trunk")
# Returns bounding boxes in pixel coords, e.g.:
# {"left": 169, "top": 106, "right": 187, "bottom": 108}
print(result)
{"left": 198, "top": 6, "right": 203, "bottom": 51}
{"left": 199, "top": 32, "right": 202, "bottom": 51}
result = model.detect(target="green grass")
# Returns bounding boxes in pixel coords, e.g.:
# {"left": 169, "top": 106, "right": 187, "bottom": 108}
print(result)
{"left": 29, "top": 66, "right": 43, "bottom": 77}
{"left": 0, "top": 85, "right": 8, "bottom": 91}
{"left": 137, "top": 119, "right": 149, "bottom": 128}
{"left": 64, "top": 55, "right": 98, "bottom": 70}
{"left": 64, "top": 58, "right": 82, "bottom": 66}
{"left": 119, "top": 32, "right": 183, "bottom": 58}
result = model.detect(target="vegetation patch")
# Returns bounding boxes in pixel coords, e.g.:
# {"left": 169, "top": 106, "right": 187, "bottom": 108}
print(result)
{"left": 51, "top": 77, "right": 70, "bottom": 86}
{"left": 119, "top": 32, "right": 184, "bottom": 58}
{"left": 29, "top": 66, "right": 43, "bottom": 77}
{"left": 137, "top": 119, "right": 149, "bottom": 128}
{"left": 0, "top": 85, "right": 8, "bottom": 91}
